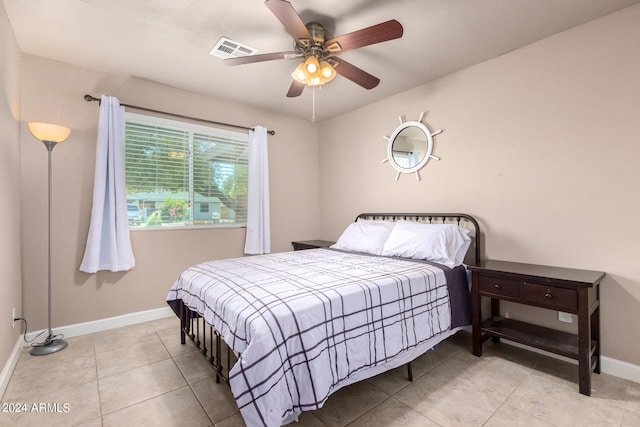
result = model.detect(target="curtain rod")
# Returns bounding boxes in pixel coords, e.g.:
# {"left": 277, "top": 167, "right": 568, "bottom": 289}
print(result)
{"left": 83, "top": 94, "right": 275, "bottom": 135}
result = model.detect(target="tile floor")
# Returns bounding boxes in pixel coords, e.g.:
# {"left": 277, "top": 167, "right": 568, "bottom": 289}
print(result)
{"left": 1, "top": 316, "right": 639, "bottom": 426}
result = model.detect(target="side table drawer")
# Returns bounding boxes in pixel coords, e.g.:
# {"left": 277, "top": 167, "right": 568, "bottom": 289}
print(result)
{"left": 478, "top": 275, "right": 521, "bottom": 299}
{"left": 522, "top": 282, "right": 578, "bottom": 311}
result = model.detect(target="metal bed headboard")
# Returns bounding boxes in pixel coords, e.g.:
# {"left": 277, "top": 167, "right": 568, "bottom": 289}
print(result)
{"left": 355, "top": 212, "right": 481, "bottom": 266}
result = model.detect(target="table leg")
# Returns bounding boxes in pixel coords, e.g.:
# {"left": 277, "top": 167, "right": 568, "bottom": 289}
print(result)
{"left": 471, "top": 271, "right": 482, "bottom": 356}
{"left": 577, "top": 288, "right": 591, "bottom": 396}
{"left": 592, "top": 285, "right": 601, "bottom": 375}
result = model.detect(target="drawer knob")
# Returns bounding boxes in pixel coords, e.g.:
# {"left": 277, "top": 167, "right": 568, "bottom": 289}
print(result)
{"left": 494, "top": 283, "right": 502, "bottom": 289}
{"left": 544, "top": 291, "right": 553, "bottom": 298}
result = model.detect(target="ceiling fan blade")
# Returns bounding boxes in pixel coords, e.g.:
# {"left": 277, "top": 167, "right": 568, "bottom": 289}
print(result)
{"left": 325, "top": 19, "right": 403, "bottom": 53}
{"left": 331, "top": 57, "right": 380, "bottom": 89}
{"left": 223, "top": 51, "right": 299, "bottom": 66}
{"left": 286, "top": 80, "right": 305, "bottom": 97}
{"left": 265, "top": 0, "right": 312, "bottom": 43}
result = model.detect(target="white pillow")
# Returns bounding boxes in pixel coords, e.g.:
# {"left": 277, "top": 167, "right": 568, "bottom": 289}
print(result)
{"left": 330, "top": 220, "right": 395, "bottom": 255}
{"left": 381, "top": 221, "right": 471, "bottom": 268}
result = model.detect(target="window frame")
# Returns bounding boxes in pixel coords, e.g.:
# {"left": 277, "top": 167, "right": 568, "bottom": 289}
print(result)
{"left": 124, "top": 112, "right": 249, "bottom": 231}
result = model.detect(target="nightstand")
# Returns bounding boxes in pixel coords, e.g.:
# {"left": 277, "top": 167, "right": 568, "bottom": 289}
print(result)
{"left": 291, "top": 240, "right": 335, "bottom": 251}
{"left": 468, "top": 260, "right": 605, "bottom": 396}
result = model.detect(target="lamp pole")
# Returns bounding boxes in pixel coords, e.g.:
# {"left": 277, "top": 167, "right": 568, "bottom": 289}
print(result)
{"left": 30, "top": 139, "right": 68, "bottom": 355}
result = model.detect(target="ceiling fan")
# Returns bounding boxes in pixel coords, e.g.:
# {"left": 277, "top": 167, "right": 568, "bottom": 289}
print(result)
{"left": 223, "top": 0, "right": 403, "bottom": 97}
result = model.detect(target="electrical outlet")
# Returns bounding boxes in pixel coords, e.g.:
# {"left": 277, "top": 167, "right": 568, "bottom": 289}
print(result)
{"left": 11, "top": 308, "right": 16, "bottom": 328}
{"left": 558, "top": 311, "right": 573, "bottom": 323}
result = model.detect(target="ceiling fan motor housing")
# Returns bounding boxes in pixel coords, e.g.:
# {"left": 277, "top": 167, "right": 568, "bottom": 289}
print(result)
{"left": 296, "top": 22, "right": 337, "bottom": 60}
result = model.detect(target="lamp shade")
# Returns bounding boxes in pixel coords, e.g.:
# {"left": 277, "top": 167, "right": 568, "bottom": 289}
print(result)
{"left": 303, "top": 56, "right": 320, "bottom": 78}
{"left": 291, "top": 62, "right": 308, "bottom": 84}
{"left": 27, "top": 122, "right": 71, "bottom": 143}
{"left": 319, "top": 61, "right": 336, "bottom": 83}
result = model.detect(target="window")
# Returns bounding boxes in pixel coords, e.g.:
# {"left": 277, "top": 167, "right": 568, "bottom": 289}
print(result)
{"left": 124, "top": 112, "right": 248, "bottom": 228}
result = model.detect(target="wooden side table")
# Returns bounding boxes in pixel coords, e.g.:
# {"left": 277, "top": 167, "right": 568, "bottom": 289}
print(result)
{"left": 291, "top": 240, "right": 335, "bottom": 251}
{"left": 468, "top": 260, "right": 605, "bottom": 396}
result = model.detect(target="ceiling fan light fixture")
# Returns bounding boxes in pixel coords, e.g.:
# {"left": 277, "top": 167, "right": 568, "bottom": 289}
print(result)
{"left": 319, "top": 61, "right": 336, "bottom": 82}
{"left": 292, "top": 57, "right": 336, "bottom": 87}
{"left": 303, "top": 56, "right": 320, "bottom": 77}
{"left": 291, "top": 62, "right": 308, "bottom": 84}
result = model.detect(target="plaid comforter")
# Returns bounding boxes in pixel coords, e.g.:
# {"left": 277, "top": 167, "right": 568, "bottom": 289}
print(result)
{"left": 167, "top": 249, "right": 464, "bottom": 427}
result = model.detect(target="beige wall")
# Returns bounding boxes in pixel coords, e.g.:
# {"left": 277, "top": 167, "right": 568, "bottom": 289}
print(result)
{"left": 319, "top": 5, "right": 640, "bottom": 365}
{"left": 0, "top": 2, "right": 22, "bottom": 373}
{"left": 19, "top": 55, "right": 321, "bottom": 330}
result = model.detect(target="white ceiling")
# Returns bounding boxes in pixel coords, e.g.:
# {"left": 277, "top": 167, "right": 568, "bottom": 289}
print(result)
{"left": 4, "top": 0, "right": 639, "bottom": 122}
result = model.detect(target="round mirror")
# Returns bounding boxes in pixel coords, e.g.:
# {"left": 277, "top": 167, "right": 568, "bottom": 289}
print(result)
{"left": 386, "top": 121, "right": 434, "bottom": 178}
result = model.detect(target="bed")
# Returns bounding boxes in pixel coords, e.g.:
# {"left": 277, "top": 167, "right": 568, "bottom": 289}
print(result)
{"left": 166, "top": 213, "right": 481, "bottom": 427}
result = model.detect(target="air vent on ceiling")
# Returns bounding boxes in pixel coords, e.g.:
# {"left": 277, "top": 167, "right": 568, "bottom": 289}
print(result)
{"left": 209, "top": 37, "right": 257, "bottom": 59}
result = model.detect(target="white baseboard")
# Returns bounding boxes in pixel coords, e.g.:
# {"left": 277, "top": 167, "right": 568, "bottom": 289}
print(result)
{"left": 24, "top": 306, "right": 174, "bottom": 343}
{"left": 601, "top": 356, "right": 640, "bottom": 384}
{"left": 0, "top": 335, "right": 25, "bottom": 400}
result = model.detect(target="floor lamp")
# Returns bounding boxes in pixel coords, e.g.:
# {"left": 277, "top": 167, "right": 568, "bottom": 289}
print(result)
{"left": 27, "top": 122, "right": 71, "bottom": 356}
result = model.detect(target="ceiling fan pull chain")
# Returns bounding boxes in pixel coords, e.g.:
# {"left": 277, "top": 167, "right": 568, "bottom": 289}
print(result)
{"left": 311, "top": 85, "right": 317, "bottom": 122}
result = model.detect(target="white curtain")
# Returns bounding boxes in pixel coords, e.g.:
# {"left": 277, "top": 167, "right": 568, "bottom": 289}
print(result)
{"left": 79, "top": 96, "right": 135, "bottom": 273}
{"left": 244, "top": 126, "right": 270, "bottom": 255}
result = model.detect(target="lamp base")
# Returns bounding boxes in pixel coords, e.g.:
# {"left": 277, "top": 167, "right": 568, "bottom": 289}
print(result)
{"left": 30, "top": 338, "right": 68, "bottom": 356}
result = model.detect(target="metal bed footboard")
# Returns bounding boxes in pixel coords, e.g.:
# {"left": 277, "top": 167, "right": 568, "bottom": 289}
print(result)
{"left": 179, "top": 299, "right": 237, "bottom": 384}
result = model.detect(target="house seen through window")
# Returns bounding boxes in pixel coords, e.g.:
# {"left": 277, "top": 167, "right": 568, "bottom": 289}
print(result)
{"left": 124, "top": 112, "right": 248, "bottom": 228}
